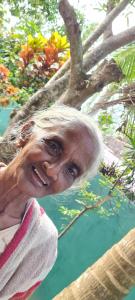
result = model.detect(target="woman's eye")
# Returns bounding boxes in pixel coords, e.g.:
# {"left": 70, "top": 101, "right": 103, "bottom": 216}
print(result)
{"left": 67, "top": 164, "right": 78, "bottom": 179}
{"left": 45, "top": 140, "right": 62, "bottom": 156}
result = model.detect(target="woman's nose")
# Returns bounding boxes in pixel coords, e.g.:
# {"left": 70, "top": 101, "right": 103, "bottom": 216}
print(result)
{"left": 43, "top": 161, "right": 61, "bottom": 181}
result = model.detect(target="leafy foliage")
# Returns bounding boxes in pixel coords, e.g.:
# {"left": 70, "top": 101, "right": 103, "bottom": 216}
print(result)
{"left": 94, "top": 0, "right": 121, "bottom": 13}
{"left": 59, "top": 206, "right": 80, "bottom": 218}
{"left": 118, "top": 108, "right": 135, "bottom": 200}
{"left": 0, "top": 0, "right": 71, "bottom": 106}
{"left": 97, "top": 104, "right": 134, "bottom": 201}
{"left": 17, "top": 31, "right": 70, "bottom": 90}
{"left": 0, "top": 31, "right": 70, "bottom": 106}
{"left": 1, "top": 0, "right": 58, "bottom": 23}
{"left": 98, "top": 111, "right": 114, "bottom": 134}
{"left": 100, "top": 162, "right": 124, "bottom": 187}
{"left": 59, "top": 176, "right": 127, "bottom": 226}
{"left": 114, "top": 44, "right": 135, "bottom": 82}
{"left": 0, "top": 64, "right": 20, "bottom": 106}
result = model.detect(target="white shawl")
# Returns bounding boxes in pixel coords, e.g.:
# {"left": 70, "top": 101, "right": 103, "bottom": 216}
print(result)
{"left": 0, "top": 199, "right": 58, "bottom": 300}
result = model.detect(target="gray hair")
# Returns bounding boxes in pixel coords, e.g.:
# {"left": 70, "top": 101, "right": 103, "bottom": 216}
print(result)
{"left": 32, "top": 104, "right": 103, "bottom": 182}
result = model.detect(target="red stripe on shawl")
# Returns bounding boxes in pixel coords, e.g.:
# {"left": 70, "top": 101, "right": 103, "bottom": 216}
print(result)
{"left": 0, "top": 201, "right": 34, "bottom": 269}
{"left": 9, "top": 281, "right": 42, "bottom": 300}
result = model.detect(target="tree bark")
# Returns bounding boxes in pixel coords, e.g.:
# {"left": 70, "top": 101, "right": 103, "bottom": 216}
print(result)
{"left": 58, "top": 59, "right": 123, "bottom": 107}
{"left": 53, "top": 228, "right": 135, "bottom": 300}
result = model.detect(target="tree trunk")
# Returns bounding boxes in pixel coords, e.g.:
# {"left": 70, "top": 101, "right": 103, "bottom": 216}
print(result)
{"left": 53, "top": 228, "right": 135, "bottom": 300}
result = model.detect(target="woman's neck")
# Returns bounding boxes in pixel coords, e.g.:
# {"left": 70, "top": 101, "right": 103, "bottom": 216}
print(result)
{"left": 0, "top": 165, "right": 29, "bottom": 219}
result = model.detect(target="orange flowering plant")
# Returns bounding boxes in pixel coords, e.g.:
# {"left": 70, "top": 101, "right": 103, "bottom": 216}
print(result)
{"left": 0, "top": 32, "right": 70, "bottom": 106}
{"left": 0, "top": 64, "right": 10, "bottom": 81}
{"left": 18, "top": 32, "right": 70, "bottom": 86}
{"left": 0, "top": 64, "right": 20, "bottom": 107}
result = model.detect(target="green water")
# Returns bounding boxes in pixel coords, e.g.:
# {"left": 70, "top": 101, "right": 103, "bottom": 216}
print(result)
{"left": 0, "top": 104, "right": 20, "bottom": 135}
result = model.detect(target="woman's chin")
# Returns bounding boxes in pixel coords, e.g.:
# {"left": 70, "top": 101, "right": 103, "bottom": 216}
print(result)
{"left": 18, "top": 174, "right": 49, "bottom": 198}
{"left": 22, "top": 185, "right": 49, "bottom": 198}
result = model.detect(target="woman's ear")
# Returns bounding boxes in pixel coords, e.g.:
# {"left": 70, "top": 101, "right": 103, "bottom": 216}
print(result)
{"left": 16, "top": 120, "right": 35, "bottom": 148}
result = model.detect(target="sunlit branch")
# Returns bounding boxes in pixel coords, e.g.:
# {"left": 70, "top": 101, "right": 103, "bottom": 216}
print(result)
{"left": 59, "top": 0, "right": 84, "bottom": 89}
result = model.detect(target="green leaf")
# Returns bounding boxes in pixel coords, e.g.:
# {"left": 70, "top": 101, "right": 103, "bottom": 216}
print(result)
{"left": 114, "top": 45, "right": 135, "bottom": 82}
{"left": 75, "top": 199, "right": 85, "bottom": 206}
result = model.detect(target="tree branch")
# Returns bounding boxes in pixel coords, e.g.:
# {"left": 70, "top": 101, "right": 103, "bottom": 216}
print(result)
{"left": 59, "top": 0, "right": 83, "bottom": 89}
{"left": 89, "top": 94, "right": 135, "bottom": 115}
{"left": 6, "top": 74, "right": 68, "bottom": 126}
{"left": 47, "top": 26, "right": 135, "bottom": 108}
{"left": 83, "top": 26, "right": 135, "bottom": 73}
{"left": 47, "top": 0, "right": 129, "bottom": 85}
{"left": 58, "top": 59, "right": 123, "bottom": 108}
{"left": 58, "top": 194, "right": 111, "bottom": 239}
{"left": 103, "top": 0, "right": 115, "bottom": 40}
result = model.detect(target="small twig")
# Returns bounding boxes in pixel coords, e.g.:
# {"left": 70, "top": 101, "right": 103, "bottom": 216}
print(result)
{"left": 58, "top": 206, "right": 88, "bottom": 239}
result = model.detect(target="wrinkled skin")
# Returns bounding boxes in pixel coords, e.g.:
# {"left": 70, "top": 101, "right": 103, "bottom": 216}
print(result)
{"left": 0, "top": 120, "right": 95, "bottom": 229}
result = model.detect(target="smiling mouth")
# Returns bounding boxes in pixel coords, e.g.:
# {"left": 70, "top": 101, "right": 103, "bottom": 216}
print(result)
{"left": 32, "top": 166, "right": 48, "bottom": 186}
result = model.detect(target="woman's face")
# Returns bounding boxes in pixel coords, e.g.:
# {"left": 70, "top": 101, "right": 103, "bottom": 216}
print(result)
{"left": 13, "top": 121, "right": 94, "bottom": 198}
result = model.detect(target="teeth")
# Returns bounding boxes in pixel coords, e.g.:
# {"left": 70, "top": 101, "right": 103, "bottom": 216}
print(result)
{"left": 33, "top": 167, "right": 47, "bottom": 186}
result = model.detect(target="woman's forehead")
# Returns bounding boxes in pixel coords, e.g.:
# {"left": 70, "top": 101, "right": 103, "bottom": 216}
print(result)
{"left": 35, "top": 121, "right": 92, "bottom": 151}
{"left": 38, "top": 120, "right": 90, "bottom": 136}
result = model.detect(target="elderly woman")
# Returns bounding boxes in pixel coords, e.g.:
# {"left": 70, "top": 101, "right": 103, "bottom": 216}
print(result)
{"left": 0, "top": 105, "right": 102, "bottom": 300}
